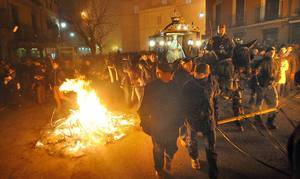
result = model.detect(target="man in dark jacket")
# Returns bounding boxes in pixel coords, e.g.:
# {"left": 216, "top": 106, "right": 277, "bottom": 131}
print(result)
{"left": 173, "top": 57, "right": 194, "bottom": 90}
{"left": 173, "top": 57, "right": 194, "bottom": 146}
{"left": 183, "top": 63, "right": 219, "bottom": 179}
{"left": 255, "top": 47, "right": 279, "bottom": 129}
{"left": 206, "top": 25, "right": 234, "bottom": 61}
{"left": 138, "top": 62, "right": 184, "bottom": 176}
{"left": 3, "top": 65, "right": 21, "bottom": 108}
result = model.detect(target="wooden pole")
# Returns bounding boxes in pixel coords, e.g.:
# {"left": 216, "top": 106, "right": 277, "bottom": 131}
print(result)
{"left": 217, "top": 108, "right": 278, "bottom": 125}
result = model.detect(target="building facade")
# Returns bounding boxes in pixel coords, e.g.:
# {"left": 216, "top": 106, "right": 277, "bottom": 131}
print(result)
{"left": 51, "top": 0, "right": 206, "bottom": 55}
{"left": 206, "top": 0, "right": 300, "bottom": 46}
{"left": 108, "top": 0, "right": 206, "bottom": 53}
{"left": 0, "top": 0, "right": 60, "bottom": 61}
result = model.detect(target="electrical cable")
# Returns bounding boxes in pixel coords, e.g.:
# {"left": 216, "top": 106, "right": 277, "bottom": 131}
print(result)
{"left": 247, "top": 120, "right": 288, "bottom": 158}
{"left": 216, "top": 127, "right": 291, "bottom": 177}
{"left": 278, "top": 108, "right": 297, "bottom": 129}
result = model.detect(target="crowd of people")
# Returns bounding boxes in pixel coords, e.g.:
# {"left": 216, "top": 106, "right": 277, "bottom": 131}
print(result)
{"left": 137, "top": 25, "right": 300, "bottom": 179}
{"left": 0, "top": 52, "right": 159, "bottom": 111}
{"left": 1, "top": 24, "right": 300, "bottom": 178}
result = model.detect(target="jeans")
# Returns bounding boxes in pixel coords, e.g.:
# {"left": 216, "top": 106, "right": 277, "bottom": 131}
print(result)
{"left": 186, "top": 121, "right": 218, "bottom": 178}
{"left": 151, "top": 133, "right": 178, "bottom": 171}
{"left": 255, "top": 85, "right": 279, "bottom": 124}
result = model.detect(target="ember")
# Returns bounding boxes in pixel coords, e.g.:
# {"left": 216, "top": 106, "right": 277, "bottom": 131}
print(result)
{"left": 36, "top": 79, "right": 137, "bottom": 157}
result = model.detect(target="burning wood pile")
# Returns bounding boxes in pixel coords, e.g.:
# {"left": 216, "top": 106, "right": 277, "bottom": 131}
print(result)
{"left": 36, "top": 79, "right": 137, "bottom": 157}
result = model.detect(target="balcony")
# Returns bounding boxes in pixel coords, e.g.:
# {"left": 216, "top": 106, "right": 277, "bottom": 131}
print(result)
{"left": 0, "top": 8, "right": 9, "bottom": 29}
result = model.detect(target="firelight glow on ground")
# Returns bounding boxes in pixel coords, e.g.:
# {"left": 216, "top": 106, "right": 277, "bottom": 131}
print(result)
{"left": 36, "top": 79, "right": 137, "bottom": 157}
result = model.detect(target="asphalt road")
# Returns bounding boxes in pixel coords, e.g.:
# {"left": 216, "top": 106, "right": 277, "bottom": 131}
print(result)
{"left": 0, "top": 92, "right": 299, "bottom": 179}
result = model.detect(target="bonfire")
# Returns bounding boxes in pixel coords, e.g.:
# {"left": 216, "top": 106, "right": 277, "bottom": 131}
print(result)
{"left": 36, "top": 79, "right": 137, "bottom": 157}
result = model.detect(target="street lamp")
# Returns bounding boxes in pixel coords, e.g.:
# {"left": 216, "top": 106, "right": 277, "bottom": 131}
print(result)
{"left": 199, "top": 12, "right": 205, "bottom": 18}
{"left": 12, "top": 25, "right": 19, "bottom": 33}
{"left": 159, "top": 40, "right": 165, "bottom": 46}
{"left": 60, "top": 22, "right": 67, "bottom": 29}
{"left": 188, "top": 39, "right": 194, "bottom": 46}
{"left": 70, "top": 32, "right": 75, "bottom": 37}
{"left": 81, "top": 11, "right": 88, "bottom": 19}
{"left": 196, "top": 40, "right": 202, "bottom": 47}
{"left": 149, "top": 40, "right": 156, "bottom": 47}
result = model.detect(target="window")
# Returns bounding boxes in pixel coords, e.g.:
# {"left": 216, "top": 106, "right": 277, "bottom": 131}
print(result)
{"left": 215, "top": 3, "right": 222, "bottom": 27}
{"left": 31, "top": 14, "right": 37, "bottom": 34}
{"left": 263, "top": 28, "right": 278, "bottom": 46}
{"left": 233, "top": 31, "right": 245, "bottom": 39}
{"left": 0, "top": 8, "right": 7, "bottom": 28}
{"left": 291, "top": 23, "right": 300, "bottom": 44}
{"left": 133, "top": 5, "right": 139, "bottom": 14}
{"left": 16, "top": 48, "right": 27, "bottom": 58}
{"left": 265, "top": 0, "right": 279, "bottom": 21}
{"left": 236, "top": 0, "right": 245, "bottom": 26}
{"left": 161, "top": 0, "right": 168, "bottom": 5}
{"left": 10, "top": 4, "right": 19, "bottom": 26}
{"left": 254, "top": 6, "right": 261, "bottom": 23}
{"left": 186, "top": 0, "right": 192, "bottom": 4}
{"left": 157, "top": 16, "right": 162, "bottom": 25}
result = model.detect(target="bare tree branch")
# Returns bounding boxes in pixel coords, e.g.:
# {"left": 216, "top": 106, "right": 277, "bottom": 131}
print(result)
{"left": 61, "top": 0, "right": 116, "bottom": 55}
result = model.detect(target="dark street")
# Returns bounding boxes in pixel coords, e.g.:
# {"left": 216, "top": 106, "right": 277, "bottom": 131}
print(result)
{"left": 1, "top": 0, "right": 300, "bottom": 178}
{"left": 0, "top": 93, "right": 298, "bottom": 179}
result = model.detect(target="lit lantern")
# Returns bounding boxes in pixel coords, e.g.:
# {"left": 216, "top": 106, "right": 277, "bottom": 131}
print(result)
{"left": 196, "top": 40, "right": 202, "bottom": 47}
{"left": 188, "top": 39, "right": 194, "bottom": 46}
{"left": 159, "top": 40, "right": 165, "bottom": 46}
{"left": 149, "top": 40, "right": 156, "bottom": 47}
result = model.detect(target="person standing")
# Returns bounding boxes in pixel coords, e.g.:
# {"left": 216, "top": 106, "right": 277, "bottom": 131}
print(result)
{"left": 255, "top": 47, "right": 279, "bottom": 129}
{"left": 286, "top": 46, "right": 298, "bottom": 91}
{"left": 173, "top": 57, "right": 194, "bottom": 89}
{"left": 206, "top": 25, "right": 234, "bottom": 62}
{"left": 49, "top": 61, "right": 66, "bottom": 111}
{"left": 120, "top": 59, "right": 132, "bottom": 107}
{"left": 182, "top": 63, "right": 219, "bottom": 179}
{"left": 173, "top": 57, "right": 194, "bottom": 146}
{"left": 277, "top": 45, "right": 289, "bottom": 97}
{"left": 138, "top": 53, "right": 157, "bottom": 85}
{"left": 33, "top": 61, "right": 47, "bottom": 104}
{"left": 129, "top": 66, "right": 144, "bottom": 108}
{"left": 3, "top": 65, "right": 21, "bottom": 109}
{"left": 138, "top": 62, "right": 184, "bottom": 176}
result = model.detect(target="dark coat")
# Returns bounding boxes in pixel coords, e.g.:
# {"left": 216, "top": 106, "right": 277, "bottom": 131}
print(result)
{"left": 138, "top": 60, "right": 157, "bottom": 84}
{"left": 138, "top": 79, "right": 184, "bottom": 141}
{"left": 287, "top": 52, "right": 298, "bottom": 78}
{"left": 49, "top": 68, "right": 65, "bottom": 87}
{"left": 257, "top": 56, "right": 279, "bottom": 87}
{"left": 173, "top": 68, "right": 192, "bottom": 90}
{"left": 182, "top": 76, "right": 220, "bottom": 131}
{"left": 207, "top": 34, "right": 234, "bottom": 60}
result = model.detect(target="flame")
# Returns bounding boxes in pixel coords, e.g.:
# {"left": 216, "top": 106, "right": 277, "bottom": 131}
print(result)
{"left": 36, "top": 79, "right": 137, "bottom": 157}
